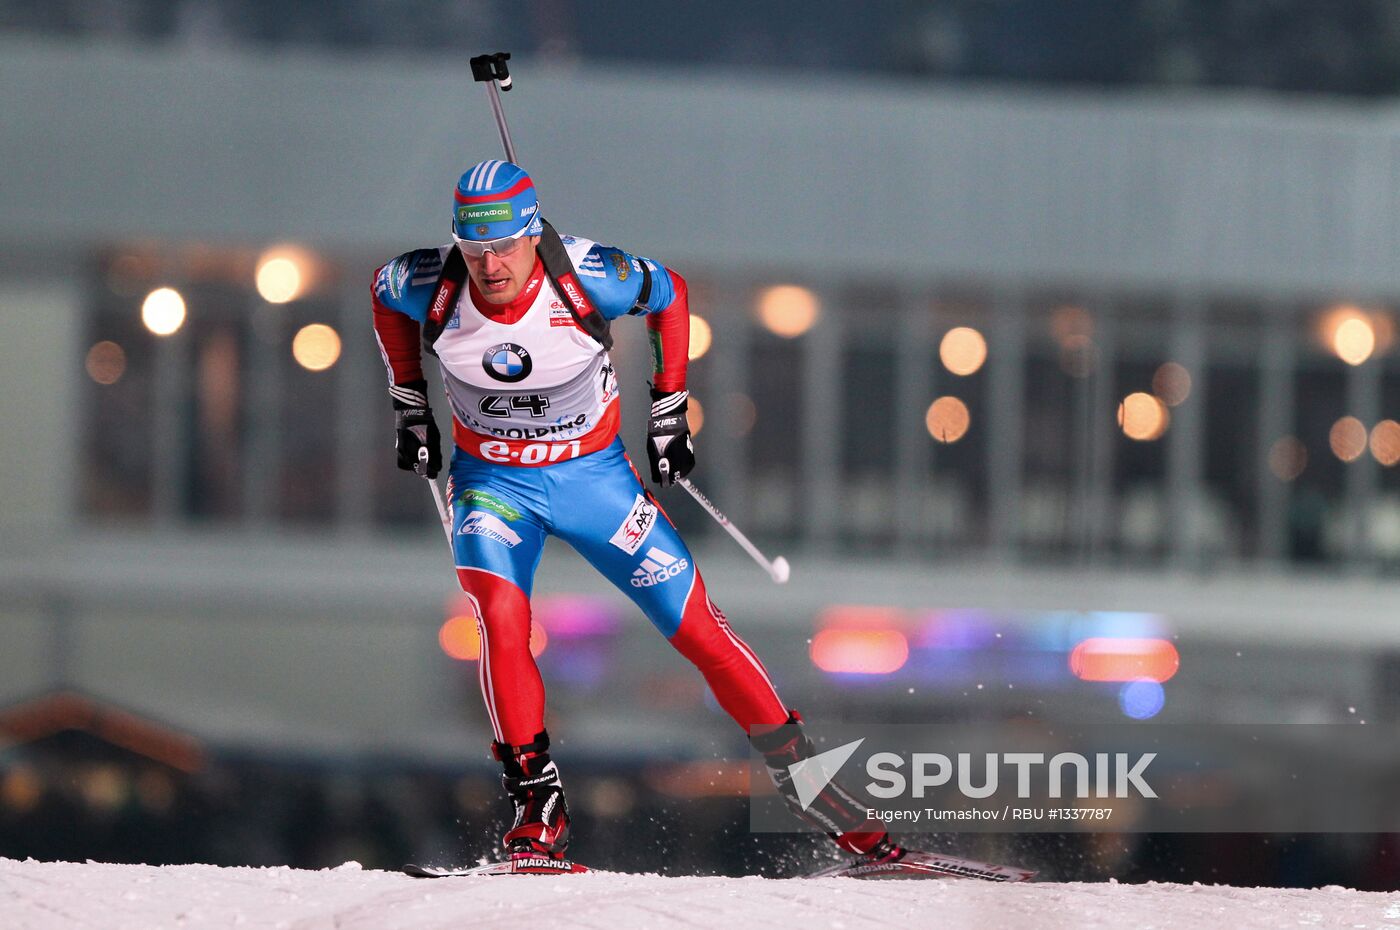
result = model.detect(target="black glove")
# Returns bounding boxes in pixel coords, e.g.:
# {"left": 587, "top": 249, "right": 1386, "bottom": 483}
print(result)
{"left": 391, "top": 379, "right": 441, "bottom": 479}
{"left": 646, "top": 387, "right": 695, "bottom": 486}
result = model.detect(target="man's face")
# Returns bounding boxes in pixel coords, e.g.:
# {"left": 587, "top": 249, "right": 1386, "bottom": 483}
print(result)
{"left": 462, "top": 236, "right": 540, "bottom": 304}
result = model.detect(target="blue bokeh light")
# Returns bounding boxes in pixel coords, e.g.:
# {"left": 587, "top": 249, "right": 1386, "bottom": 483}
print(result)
{"left": 1118, "top": 679, "right": 1166, "bottom": 719}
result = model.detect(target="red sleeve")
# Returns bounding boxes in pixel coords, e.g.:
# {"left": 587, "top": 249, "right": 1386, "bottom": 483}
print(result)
{"left": 646, "top": 270, "right": 689, "bottom": 393}
{"left": 371, "top": 277, "right": 424, "bottom": 387}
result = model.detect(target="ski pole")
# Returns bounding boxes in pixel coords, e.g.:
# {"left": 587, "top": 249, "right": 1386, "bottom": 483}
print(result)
{"left": 418, "top": 447, "right": 453, "bottom": 543}
{"left": 671, "top": 471, "right": 790, "bottom": 585}
{"left": 470, "top": 52, "right": 518, "bottom": 163}
{"left": 428, "top": 50, "right": 516, "bottom": 552}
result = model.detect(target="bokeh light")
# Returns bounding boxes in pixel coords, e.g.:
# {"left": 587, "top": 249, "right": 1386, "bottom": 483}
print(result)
{"left": 85, "top": 341, "right": 127, "bottom": 385}
{"left": 1117, "top": 392, "right": 1170, "bottom": 441}
{"left": 1119, "top": 680, "right": 1167, "bottom": 719}
{"left": 810, "top": 629, "right": 909, "bottom": 675}
{"left": 1370, "top": 419, "right": 1400, "bottom": 466}
{"left": 141, "top": 287, "right": 186, "bottom": 336}
{"left": 939, "top": 326, "right": 987, "bottom": 376}
{"left": 438, "top": 615, "right": 481, "bottom": 661}
{"left": 688, "top": 396, "right": 705, "bottom": 436}
{"left": 439, "top": 614, "right": 546, "bottom": 661}
{"left": 688, "top": 314, "right": 712, "bottom": 360}
{"left": 78, "top": 764, "right": 127, "bottom": 813}
{"left": 291, "top": 323, "right": 341, "bottom": 372}
{"left": 1318, "top": 305, "right": 1389, "bottom": 366}
{"left": 726, "top": 392, "right": 757, "bottom": 436}
{"left": 925, "top": 396, "right": 970, "bottom": 443}
{"left": 1049, "top": 305, "right": 1094, "bottom": 345}
{"left": 1334, "top": 317, "right": 1376, "bottom": 366}
{"left": 1268, "top": 436, "right": 1308, "bottom": 481}
{"left": 255, "top": 251, "right": 307, "bottom": 304}
{"left": 756, "top": 285, "right": 820, "bottom": 338}
{"left": 1330, "top": 416, "right": 1368, "bottom": 462}
{"left": 1070, "top": 638, "right": 1180, "bottom": 682}
{"left": 1152, "top": 362, "right": 1192, "bottom": 407}
{"left": 0, "top": 766, "right": 43, "bottom": 812}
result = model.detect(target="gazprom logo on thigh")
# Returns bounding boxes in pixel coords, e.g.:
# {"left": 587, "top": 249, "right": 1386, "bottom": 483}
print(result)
{"left": 482, "top": 343, "right": 532, "bottom": 383}
{"left": 630, "top": 546, "right": 689, "bottom": 587}
{"left": 457, "top": 509, "right": 523, "bottom": 548}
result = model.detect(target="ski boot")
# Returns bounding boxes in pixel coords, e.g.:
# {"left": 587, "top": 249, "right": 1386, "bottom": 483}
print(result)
{"left": 493, "top": 730, "right": 572, "bottom": 863}
{"left": 750, "top": 712, "right": 904, "bottom": 865}
{"left": 752, "top": 713, "right": 1038, "bottom": 882}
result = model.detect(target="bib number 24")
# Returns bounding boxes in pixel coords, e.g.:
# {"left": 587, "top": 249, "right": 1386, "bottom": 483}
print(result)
{"left": 479, "top": 394, "right": 551, "bottom": 418}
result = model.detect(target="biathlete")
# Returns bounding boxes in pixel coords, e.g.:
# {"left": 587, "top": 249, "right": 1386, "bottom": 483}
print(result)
{"left": 371, "top": 160, "right": 896, "bottom": 869}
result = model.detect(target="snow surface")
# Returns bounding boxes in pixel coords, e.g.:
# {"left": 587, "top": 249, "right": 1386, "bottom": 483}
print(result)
{"left": 1, "top": 858, "right": 1397, "bottom": 930}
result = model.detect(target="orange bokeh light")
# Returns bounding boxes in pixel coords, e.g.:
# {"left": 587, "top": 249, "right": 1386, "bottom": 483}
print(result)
{"left": 1117, "top": 392, "right": 1170, "bottom": 441}
{"left": 810, "top": 629, "right": 909, "bottom": 675}
{"left": 1069, "top": 638, "right": 1180, "bottom": 683}
{"left": 439, "top": 614, "right": 547, "bottom": 661}
{"left": 756, "top": 285, "right": 821, "bottom": 338}
{"left": 1152, "top": 362, "right": 1192, "bottom": 407}
{"left": 1370, "top": 420, "right": 1400, "bottom": 467}
{"left": 1268, "top": 435, "right": 1308, "bottom": 481}
{"left": 1330, "top": 416, "right": 1368, "bottom": 463}
{"left": 925, "top": 396, "right": 971, "bottom": 443}
{"left": 439, "top": 615, "right": 481, "bottom": 661}
{"left": 939, "top": 326, "right": 987, "bottom": 376}
{"left": 1316, "top": 305, "right": 1395, "bottom": 365}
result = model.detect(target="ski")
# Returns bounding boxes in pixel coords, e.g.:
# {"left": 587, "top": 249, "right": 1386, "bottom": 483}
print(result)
{"left": 805, "top": 848, "right": 1035, "bottom": 882}
{"left": 403, "top": 857, "right": 591, "bottom": 878}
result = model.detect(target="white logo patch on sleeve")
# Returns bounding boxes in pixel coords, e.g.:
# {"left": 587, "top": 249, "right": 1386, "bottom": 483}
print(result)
{"left": 609, "top": 493, "right": 658, "bottom": 555}
{"left": 457, "top": 510, "right": 523, "bottom": 548}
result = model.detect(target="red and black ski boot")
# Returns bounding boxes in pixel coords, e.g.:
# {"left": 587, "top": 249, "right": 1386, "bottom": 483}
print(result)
{"left": 493, "top": 730, "right": 576, "bottom": 871}
{"left": 402, "top": 730, "right": 586, "bottom": 878}
{"left": 749, "top": 712, "right": 898, "bottom": 861}
{"left": 750, "top": 712, "right": 1035, "bottom": 882}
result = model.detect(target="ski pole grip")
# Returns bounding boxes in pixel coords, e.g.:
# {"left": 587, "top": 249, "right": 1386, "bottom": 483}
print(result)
{"left": 470, "top": 52, "right": 513, "bottom": 90}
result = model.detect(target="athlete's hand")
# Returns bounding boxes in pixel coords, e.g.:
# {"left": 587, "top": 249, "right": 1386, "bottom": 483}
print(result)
{"left": 391, "top": 379, "right": 441, "bottom": 479}
{"left": 647, "top": 387, "right": 694, "bottom": 486}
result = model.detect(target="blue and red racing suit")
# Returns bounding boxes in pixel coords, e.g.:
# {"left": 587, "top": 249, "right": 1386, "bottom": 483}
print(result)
{"left": 371, "top": 235, "right": 789, "bottom": 745}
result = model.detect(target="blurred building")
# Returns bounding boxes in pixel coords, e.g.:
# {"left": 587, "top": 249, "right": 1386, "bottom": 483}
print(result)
{"left": 2, "top": 27, "right": 1399, "bottom": 802}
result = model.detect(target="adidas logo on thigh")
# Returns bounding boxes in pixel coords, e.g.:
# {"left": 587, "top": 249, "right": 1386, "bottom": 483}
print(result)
{"left": 630, "top": 546, "right": 689, "bottom": 587}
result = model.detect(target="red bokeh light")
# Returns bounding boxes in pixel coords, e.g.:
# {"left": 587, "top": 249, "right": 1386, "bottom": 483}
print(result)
{"left": 1069, "top": 638, "right": 1179, "bottom": 683}
{"left": 810, "top": 629, "right": 909, "bottom": 675}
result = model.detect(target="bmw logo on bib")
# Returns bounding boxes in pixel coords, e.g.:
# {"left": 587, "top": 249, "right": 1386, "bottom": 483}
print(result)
{"left": 483, "top": 343, "right": 532, "bottom": 383}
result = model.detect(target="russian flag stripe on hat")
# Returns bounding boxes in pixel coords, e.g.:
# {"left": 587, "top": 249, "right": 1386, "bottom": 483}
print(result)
{"left": 454, "top": 176, "right": 534, "bottom": 205}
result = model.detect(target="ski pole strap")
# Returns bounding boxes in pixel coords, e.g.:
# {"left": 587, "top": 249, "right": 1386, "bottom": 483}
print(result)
{"left": 421, "top": 246, "right": 468, "bottom": 357}
{"left": 537, "top": 220, "right": 612, "bottom": 349}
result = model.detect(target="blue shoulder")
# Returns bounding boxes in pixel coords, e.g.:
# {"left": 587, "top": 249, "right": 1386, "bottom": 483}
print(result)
{"left": 371, "top": 246, "right": 449, "bottom": 323}
{"left": 561, "top": 235, "right": 677, "bottom": 322}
